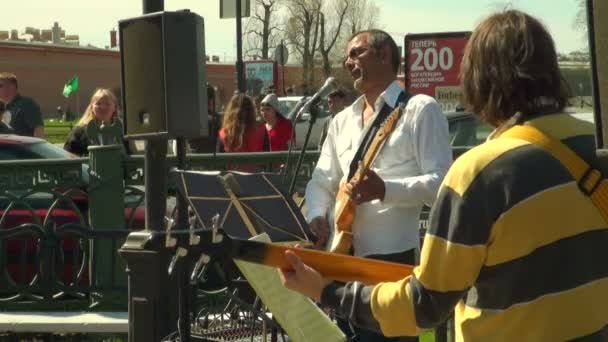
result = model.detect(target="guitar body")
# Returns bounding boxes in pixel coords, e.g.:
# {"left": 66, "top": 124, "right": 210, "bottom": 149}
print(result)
{"left": 328, "top": 184, "right": 356, "bottom": 253}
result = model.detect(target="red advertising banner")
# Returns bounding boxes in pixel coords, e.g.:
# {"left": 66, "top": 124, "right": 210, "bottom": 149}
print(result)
{"left": 404, "top": 31, "right": 470, "bottom": 112}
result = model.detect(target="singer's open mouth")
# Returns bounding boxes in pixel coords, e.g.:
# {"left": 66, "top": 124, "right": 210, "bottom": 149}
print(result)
{"left": 351, "top": 69, "right": 361, "bottom": 80}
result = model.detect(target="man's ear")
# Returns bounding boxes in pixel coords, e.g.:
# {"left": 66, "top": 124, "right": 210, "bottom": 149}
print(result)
{"left": 378, "top": 44, "right": 391, "bottom": 65}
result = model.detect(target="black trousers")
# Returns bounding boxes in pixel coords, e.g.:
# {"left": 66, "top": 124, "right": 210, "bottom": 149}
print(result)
{"left": 340, "top": 248, "right": 419, "bottom": 342}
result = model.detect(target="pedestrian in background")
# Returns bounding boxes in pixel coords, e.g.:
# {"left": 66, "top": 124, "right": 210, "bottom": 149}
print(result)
{"left": 217, "top": 93, "right": 268, "bottom": 153}
{"left": 217, "top": 93, "right": 269, "bottom": 172}
{"left": 64, "top": 88, "right": 128, "bottom": 156}
{"left": 260, "top": 93, "right": 294, "bottom": 151}
{"left": 0, "top": 72, "right": 44, "bottom": 137}
{"left": 319, "top": 89, "right": 348, "bottom": 148}
{"left": 0, "top": 101, "right": 12, "bottom": 134}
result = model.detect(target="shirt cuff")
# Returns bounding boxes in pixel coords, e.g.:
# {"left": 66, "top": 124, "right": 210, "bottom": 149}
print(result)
{"left": 320, "top": 282, "right": 344, "bottom": 309}
{"left": 306, "top": 208, "right": 327, "bottom": 223}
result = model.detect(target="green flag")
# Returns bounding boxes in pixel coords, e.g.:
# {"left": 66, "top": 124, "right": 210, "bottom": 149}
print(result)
{"left": 62, "top": 75, "right": 79, "bottom": 98}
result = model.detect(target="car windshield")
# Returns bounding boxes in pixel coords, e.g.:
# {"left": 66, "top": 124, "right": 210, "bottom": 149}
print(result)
{"left": 278, "top": 100, "right": 301, "bottom": 117}
{"left": 448, "top": 116, "right": 494, "bottom": 147}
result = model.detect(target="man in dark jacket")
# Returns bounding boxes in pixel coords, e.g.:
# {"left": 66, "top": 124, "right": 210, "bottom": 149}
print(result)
{"left": 0, "top": 72, "right": 44, "bottom": 137}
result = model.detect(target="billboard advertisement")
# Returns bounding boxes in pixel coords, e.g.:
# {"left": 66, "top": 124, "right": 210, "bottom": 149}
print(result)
{"left": 404, "top": 31, "right": 471, "bottom": 112}
{"left": 244, "top": 60, "right": 278, "bottom": 97}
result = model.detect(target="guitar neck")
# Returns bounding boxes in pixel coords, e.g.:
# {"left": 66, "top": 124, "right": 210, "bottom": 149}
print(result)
{"left": 229, "top": 238, "right": 414, "bottom": 285}
{"left": 352, "top": 107, "right": 402, "bottom": 183}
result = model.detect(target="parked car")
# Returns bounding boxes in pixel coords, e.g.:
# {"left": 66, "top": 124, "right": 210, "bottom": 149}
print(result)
{"left": 278, "top": 96, "right": 332, "bottom": 150}
{"left": 445, "top": 111, "right": 493, "bottom": 159}
{"left": 0, "top": 135, "right": 145, "bottom": 226}
{"left": 445, "top": 110, "right": 594, "bottom": 158}
{"left": 0, "top": 134, "right": 77, "bottom": 160}
{"left": 0, "top": 135, "right": 145, "bottom": 285}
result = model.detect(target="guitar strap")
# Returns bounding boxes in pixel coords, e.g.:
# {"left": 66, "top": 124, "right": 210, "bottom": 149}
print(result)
{"left": 347, "top": 91, "right": 412, "bottom": 181}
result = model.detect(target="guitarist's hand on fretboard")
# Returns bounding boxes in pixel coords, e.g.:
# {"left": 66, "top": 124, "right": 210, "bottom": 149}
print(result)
{"left": 345, "top": 169, "right": 386, "bottom": 205}
{"left": 309, "top": 216, "right": 330, "bottom": 248}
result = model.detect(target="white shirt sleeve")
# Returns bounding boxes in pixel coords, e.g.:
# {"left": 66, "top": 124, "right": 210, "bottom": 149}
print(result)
{"left": 382, "top": 99, "right": 453, "bottom": 207}
{"left": 305, "top": 117, "right": 343, "bottom": 222}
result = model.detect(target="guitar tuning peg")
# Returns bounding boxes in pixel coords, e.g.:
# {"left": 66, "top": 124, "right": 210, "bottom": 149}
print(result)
{"left": 190, "top": 253, "right": 211, "bottom": 282}
{"left": 210, "top": 213, "right": 224, "bottom": 244}
{"left": 168, "top": 247, "right": 188, "bottom": 275}
{"left": 164, "top": 216, "right": 175, "bottom": 228}
{"left": 189, "top": 216, "right": 200, "bottom": 246}
{"left": 211, "top": 213, "right": 220, "bottom": 229}
{"left": 164, "top": 216, "right": 177, "bottom": 248}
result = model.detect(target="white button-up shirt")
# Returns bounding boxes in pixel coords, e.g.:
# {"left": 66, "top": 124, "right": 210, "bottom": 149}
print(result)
{"left": 305, "top": 81, "right": 452, "bottom": 257}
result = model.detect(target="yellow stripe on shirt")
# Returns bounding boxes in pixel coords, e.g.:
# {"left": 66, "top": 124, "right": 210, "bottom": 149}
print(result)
{"left": 443, "top": 138, "right": 530, "bottom": 196}
{"left": 371, "top": 277, "right": 419, "bottom": 337}
{"left": 416, "top": 234, "right": 486, "bottom": 292}
{"left": 487, "top": 182, "right": 608, "bottom": 266}
{"left": 455, "top": 277, "right": 608, "bottom": 342}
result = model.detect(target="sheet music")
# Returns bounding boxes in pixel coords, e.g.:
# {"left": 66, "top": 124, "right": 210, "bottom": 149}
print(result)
{"left": 233, "top": 234, "right": 346, "bottom": 342}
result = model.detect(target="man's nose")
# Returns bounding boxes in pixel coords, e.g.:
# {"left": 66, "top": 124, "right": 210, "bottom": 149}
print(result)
{"left": 344, "top": 59, "right": 354, "bottom": 70}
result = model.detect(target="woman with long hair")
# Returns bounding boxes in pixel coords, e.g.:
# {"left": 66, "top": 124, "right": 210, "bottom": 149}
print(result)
{"left": 218, "top": 92, "right": 268, "bottom": 153}
{"left": 64, "top": 88, "right": 127, "bottom": 156}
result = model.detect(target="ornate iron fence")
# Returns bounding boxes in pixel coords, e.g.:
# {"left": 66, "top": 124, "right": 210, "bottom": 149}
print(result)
{"left": 0, "top": 150, "right": 320, "bottom": 314}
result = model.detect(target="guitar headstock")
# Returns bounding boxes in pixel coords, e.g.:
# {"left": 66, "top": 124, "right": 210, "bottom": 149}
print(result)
{"left": 165, "top": 212, "right": 234, "bottom": 282}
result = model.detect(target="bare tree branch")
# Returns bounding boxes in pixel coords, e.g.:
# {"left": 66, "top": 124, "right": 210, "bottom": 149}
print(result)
{"left": 318, "top": 0, "right": 349, "bottom": 78}
{"left": 243, "top": 0, "right": 286, "bottom": 61}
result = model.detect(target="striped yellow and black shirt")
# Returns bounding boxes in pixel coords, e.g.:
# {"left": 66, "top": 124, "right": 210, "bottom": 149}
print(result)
{"left": 370, "top": 113, "right": 608, "bottom": 341}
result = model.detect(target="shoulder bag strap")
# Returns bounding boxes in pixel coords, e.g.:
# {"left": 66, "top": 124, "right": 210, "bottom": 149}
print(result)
{"left": 347, "top": 91, "right": 412, "bottom": 181}
{"left": 502, "top": 124, "right": 608, "bottom": 223}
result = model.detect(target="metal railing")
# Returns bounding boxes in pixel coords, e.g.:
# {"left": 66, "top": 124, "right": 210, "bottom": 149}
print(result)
{"left": 0, "top": 150, "right": 320, "bottom": 313}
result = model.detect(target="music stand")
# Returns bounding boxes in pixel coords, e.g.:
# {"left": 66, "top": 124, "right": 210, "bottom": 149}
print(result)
{"left": 175, "top": 170, "right": 313, "bottom": 243}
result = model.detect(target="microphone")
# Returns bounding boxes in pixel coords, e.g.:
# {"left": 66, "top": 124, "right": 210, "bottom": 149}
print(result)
{"left": 296, "top": 77, "right": 336, "bottom": 120}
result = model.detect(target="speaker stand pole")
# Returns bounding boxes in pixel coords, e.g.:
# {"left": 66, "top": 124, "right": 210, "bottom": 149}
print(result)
{"left": 118, "top": 1, "right": 180, "bottom": 342}
{"left": 175, "top": 137, "right": 191, "bottom": 342}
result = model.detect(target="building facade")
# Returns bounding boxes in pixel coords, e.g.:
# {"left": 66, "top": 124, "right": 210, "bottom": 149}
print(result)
{"left": 0, "top": 41, "right": 305, "bottom": 119}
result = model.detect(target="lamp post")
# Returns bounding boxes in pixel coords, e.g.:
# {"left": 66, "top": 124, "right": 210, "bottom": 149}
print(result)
{"left": 236, "top": 0, "right": 246, "bottom": 93}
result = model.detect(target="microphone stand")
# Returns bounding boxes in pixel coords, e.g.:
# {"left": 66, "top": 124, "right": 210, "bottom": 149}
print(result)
{"left": 288, "top": 104, "right": 319, "bottom": 195}
{"left": 281, "top": 97, "right": 309, "bottom": 183}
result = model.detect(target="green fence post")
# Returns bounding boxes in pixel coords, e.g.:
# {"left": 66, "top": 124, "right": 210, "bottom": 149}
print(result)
{"left": 88, "top": 144, "right": 126, "bottom": 310}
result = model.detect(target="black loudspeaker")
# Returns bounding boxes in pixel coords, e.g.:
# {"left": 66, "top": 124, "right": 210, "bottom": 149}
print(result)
{"left": 119, "top": 10, "right": 208, "bottom": 139}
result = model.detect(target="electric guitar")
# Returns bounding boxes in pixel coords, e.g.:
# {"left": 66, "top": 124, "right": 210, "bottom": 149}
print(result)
{"left": 172, "top": 214, "right": 415, "bottom": 286}
{"left": 328, "top": 104, "right": 405, "bottom": 254}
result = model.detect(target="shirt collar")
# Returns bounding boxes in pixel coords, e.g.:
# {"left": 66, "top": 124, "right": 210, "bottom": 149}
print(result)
{"left": 377, "top": 80, "right": 403, "bottom": 110}
{"left": 351, "top": 80, "right": 403, "bottom": 116}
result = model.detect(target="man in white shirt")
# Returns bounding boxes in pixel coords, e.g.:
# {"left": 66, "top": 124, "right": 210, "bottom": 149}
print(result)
{"left": 304, "top": 29, "right": 452, "bottom": 341}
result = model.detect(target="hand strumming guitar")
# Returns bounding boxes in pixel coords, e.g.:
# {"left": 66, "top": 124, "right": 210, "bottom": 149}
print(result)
{"left": 345, "top": 169, "right": 386, "bottom": 205}
{"left": 309, "top": 216, "right": 330, "bottom": 248}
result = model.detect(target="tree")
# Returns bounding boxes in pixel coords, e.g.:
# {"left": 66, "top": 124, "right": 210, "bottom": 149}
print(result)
{"left": 573, "top": 0, "right": 586, "bottom": 32}
{"left": 284, "top": 0, "right": 323, "bottom": 94}
{"left": 317, "top": 0, "right": 349, "bottom": 78}
{"left": 572, "top": 0, "right": 589, "bottom": 50}
{"left": 244, "top": 0, "right": 283, "bottom": 60}
{"left": 343, "top": 0, "right": 379, "bottom": 37}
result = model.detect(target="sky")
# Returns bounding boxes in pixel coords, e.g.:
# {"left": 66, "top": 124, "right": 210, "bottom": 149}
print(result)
{"left": 2, "top": 0, "right": 585, "bottom": 61}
